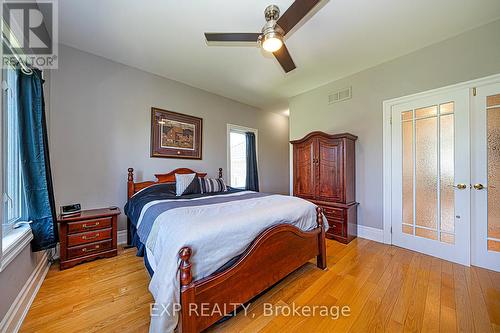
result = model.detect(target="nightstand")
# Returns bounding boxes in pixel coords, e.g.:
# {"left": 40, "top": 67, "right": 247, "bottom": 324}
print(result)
{"left": 58, "top": 208, "right": 120, "bottom": 270}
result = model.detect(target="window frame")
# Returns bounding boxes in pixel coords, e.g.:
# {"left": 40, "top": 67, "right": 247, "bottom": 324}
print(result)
{"left": 2, "top": 67, "right": 24, "bottom": 235}
{"left": 226, "top": 124, "right": 259, "bottom": 189}
{"left": 0, "top": 65, "right": 33, "bottom": 272}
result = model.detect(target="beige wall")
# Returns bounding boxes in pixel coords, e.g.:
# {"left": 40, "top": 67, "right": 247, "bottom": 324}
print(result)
{"left": 289, "top": 20, "right": 500, "bottom": 230}
{"left": 48, "top": 45, "right": 290, "bottom": 230}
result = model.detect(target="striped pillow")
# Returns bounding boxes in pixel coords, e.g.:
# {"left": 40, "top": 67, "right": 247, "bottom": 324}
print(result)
{"left": 198, "top": 177, "right": 228, "bottom": 194}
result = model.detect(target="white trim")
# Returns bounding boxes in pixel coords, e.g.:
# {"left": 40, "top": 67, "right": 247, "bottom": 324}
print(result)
{"left": 117, "top": 230, "right": 128, "bottom": 245}
{"left": 383, "top": 73, "right": 500, "bottom": 106}
{"left": 357, "top": 225, "right": 384, "bottom": 243}
{"left": 0, "top": 49, "right": 3, "bottom": 261}
{"left": 226, "top": 123, "right": 259, "bottom": 188}
{"left": 382, "top": 96, "right": 393, "bottom": 244}
{"left": 0, "top": 226, "right": 33, "bottom": 272}
{"left": 0, "top": 251, "right": 50, "bottom": 333}
{"left": 382, "top": 73, "right": 500, "bottom": 247}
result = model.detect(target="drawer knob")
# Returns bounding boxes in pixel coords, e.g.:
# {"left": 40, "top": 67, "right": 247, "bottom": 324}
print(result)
{"left": 82, "top": 222, "right": 100, "bottom": 229}
{"left": 82, "top": 233, "right": 99, "bottom": 240}
{"left": 82, "top": 245, "right": 100, "bottom": 253}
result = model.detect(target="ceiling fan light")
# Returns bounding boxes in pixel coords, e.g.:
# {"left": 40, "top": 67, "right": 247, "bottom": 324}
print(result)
{"left": 262, "top": 32, "right": 283, "bottom": 52}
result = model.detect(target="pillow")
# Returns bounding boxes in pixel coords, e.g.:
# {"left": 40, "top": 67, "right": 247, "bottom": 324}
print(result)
{"left": 175, "top": 173, "right": 197, "bottom": 196}
{"left": 160, "top": 182, "right": 176, "bottom": 195}
{"left": 181, "top": 176, "right": 201, "bottom": 195}
{"left": 199, "top": 177, "right": 228, "bottom": 194}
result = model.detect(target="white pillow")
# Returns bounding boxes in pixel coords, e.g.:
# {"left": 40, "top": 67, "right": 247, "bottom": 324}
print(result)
{"left": 175, "top": 173, "right": 196, "bottom": 196}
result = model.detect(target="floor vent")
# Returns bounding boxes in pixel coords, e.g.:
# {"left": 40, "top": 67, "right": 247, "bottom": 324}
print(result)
{"left": 328, "top": 87, "right": 352, "bottom": 104}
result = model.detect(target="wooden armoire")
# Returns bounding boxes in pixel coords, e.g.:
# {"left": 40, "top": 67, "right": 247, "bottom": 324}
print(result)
{"left": 291, "top": 132, "right": 358, "bottom": 243}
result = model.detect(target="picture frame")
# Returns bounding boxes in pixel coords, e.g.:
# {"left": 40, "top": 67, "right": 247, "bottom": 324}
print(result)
{"left": 150, "top": 107, "right": 203, "bottom": 159}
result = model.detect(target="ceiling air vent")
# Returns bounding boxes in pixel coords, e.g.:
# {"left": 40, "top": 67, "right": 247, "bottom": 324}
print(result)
{"left": 328, "top": 87, "right": 352, "bottom": 104}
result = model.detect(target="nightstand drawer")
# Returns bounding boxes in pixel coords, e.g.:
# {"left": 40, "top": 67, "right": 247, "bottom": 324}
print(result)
{"left": 67, "top": 240, "right": 112, "bottom": 259}
{"left": 67, "top": 228, "right": 112, "bottom": 247}
{"left": 67, "top": 217, "right": 112, "bottom": 234}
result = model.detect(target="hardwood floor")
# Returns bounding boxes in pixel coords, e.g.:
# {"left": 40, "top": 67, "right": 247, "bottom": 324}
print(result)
{"left": 21, "top": 239, "right": 500, "bottom": 332}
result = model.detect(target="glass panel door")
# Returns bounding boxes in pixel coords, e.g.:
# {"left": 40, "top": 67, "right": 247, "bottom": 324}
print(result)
{"left": 391, "top": 90, "right": 470, "bottom": 265}
{"left": 471, "top": 83, "right": 500, "bottom": 272}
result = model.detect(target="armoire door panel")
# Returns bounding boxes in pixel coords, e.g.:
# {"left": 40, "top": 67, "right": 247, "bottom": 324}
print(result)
{"left": 317, "top": 137, "right": 343, "bottom": 202}
{"left": 293, "top": 139, "right": 315, "bottom": 198}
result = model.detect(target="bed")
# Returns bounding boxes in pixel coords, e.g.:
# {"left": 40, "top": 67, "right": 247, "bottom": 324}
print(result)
{"left": 125, "top": 167, "right": 327, "bottom": 333}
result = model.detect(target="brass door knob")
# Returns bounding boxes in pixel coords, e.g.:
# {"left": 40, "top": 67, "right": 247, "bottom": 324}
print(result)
{"left": 473, "top": 183, "right": 485, "bottom": 190}
{"left": 454, "top": 183, "right": 467, "bottom": 190}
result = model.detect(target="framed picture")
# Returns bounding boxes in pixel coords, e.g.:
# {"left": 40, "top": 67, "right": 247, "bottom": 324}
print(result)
{"left": 150, "top": 107, "right": 203, "bottom": 159}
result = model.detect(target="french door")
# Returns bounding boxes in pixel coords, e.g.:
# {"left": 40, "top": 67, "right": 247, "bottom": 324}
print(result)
{"left": 391, "top": 90, "right": 470, "bottom": 266}
{"left": 471, "top": 83, "right": 500, "bottom": 271}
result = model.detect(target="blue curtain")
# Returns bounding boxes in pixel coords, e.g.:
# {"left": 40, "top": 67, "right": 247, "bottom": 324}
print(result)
{"left": 18, "top": 69, "right": 58, "bottom": 251}
{"left": 245, "top": 132, "right": 259, "bottom": 192}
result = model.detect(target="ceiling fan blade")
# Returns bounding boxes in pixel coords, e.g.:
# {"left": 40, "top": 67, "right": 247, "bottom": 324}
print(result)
{"left": 273, "top": 44, "right": 296, "bottom": 73}
{"left": 277, "top": 0, "right": 321, "bottom": 36}
{"left": 204, "top": 33, "right": 261, "bottom": 42}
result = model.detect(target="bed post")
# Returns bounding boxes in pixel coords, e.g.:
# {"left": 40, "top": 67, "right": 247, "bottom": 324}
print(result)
{"left": 179, "top": 247, "right": 196, "bottom": 333}
{"left": 127, "top": 168, "right": 134, "bottom": 245}
{"left": 179, "top": 247, "right": 193, "bottom": 286}
{"left": 218, "top": 167, "right": 223, "bottom": 179}
{"left": 316, "top": 207, "right": 327, "bottom": 270}
{"left": 127, "top": 168, "right": 135, "bottom": 198}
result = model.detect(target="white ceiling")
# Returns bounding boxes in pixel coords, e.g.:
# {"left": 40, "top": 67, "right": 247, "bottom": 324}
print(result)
{"left": 59, "top": 0, "right": 500, "bottom": 113}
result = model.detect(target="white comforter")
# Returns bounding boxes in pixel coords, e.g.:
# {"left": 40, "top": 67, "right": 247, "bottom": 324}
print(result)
{"left": 139, "top": 191, "right": 322, "bottom": 333}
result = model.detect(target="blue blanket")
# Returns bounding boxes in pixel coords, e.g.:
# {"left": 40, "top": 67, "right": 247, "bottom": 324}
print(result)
{"left": 123, "top": 184, "right": 268, "bottom": 269}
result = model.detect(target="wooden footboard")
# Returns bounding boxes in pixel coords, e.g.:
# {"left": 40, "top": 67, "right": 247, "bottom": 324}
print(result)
{"left": 178, "top": 207, "right": 327, "bottom": 333}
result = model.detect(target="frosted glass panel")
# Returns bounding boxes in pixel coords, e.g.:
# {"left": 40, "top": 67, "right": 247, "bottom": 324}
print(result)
{"left": 402, "top": 111, "right": 413, "bottom": 121}
{"left": 402, "top": 224, "right": 413, "bottom": 235}
{"left": 402, "top": 121, "right": 413, "bottom": 226}
{"left": 488, "top": 105, "right": 500, "bottom": 251}
{"left": 416, "top": 105, "right": 437, "bottom": 118}
{"left": 415, "top": 117, "right": 438, "bottom": 231}
{"left": 441, "top": 232, "right": 455, "bottom": 244}
{"left": 440, "top": 102, "right": 454, "bottom": 115}
{"left": 487, "top": 94, "right": 500, "bottom": 107}
{"left": 416, "top": 227, "right": 437, "bottom": 240}
{"left": 440, "top": 114, "right": 455, "bottom": 234}
{"left": 488, "top": 240, "right": 500, "bottom": 252}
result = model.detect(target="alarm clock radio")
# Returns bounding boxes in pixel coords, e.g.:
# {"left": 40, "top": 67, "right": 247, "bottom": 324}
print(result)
{"left": 60, "top": 203, "right": 81, "bottom": 216}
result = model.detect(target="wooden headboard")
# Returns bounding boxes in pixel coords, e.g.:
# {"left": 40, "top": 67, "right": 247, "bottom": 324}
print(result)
{"left": 127, "top": 167, "right": 223, "bottom": 199}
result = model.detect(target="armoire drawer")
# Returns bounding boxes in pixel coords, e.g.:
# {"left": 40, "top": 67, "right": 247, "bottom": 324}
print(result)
{"left": 321, "top": 206, "right": 344, "bottom": 222}
{"left": 328, "top": 221, "right": 345, "bottom": 237}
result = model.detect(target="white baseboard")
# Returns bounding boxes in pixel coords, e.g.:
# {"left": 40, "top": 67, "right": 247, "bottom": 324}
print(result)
{"left": 117, "top": 230, "right": 128, "bottom": 245}
{"left": 357, "top": 225, "right": 384, "bottom": 243}
{"left": 0, "top": 252, "right": 50, "bottom": 333}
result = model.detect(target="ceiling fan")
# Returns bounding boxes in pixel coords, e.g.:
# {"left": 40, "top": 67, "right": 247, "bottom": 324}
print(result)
{"left": 204, "top": 0, "right": 323, "bottom": 73}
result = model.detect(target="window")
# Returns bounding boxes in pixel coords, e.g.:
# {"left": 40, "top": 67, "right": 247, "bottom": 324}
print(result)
{"left": 2, "top": 67, "right": 24, "bottom": 236}
{"left": 227, "top": 124, "right": 258, "bottom": 189}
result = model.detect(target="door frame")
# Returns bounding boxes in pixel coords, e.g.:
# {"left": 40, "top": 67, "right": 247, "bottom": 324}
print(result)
{"left": 382, "top": 73, "right": 500, "bottom": 247}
